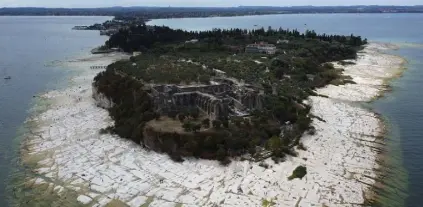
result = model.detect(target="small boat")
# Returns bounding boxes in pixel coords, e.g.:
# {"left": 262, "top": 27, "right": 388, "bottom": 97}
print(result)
{"left": 254, "top": 24, "right": 258, "bottom": 26}
{"left": 4, "top": 76, "right": 11, "bottom": 80}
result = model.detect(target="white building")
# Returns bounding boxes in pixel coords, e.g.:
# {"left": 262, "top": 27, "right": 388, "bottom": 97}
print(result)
{"left": 245, "top": 42, "right": 277, "bottom": 54}
{"left": 185, "top": 39, "right": 199, "bottom": 44}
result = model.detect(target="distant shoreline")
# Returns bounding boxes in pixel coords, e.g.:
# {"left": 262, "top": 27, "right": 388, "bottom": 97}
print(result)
{"left": 0, "top": 12, "right": 422, "bottom": 18}
{"left": 1, "top": 5, "right": 422, "bottom": 18}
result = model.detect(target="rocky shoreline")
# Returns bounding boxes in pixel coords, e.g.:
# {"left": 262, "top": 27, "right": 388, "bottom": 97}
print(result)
{"left": 20, "top": 43, "right": 404, "bottom": 206}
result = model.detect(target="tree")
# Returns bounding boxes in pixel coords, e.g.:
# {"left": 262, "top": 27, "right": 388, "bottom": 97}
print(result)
{"left": 232, "top": 117, "right": 242, "bottom": 127}
{"left": 182, "top": 121, "right": 193, "bottom": 132}
{"left": 222, "top": 119, "right": 229, "bottom": 128}
{"left": 267, "top": 136, "right": 283, "bottom": 153}
{"left": 204, "top": 136, "right": 216, "bottom": 149}
{"left": 251, "top": 118, "right": 261, "bottom": 128}
{"left": 288, "top": 166, "right": 307, "bottom": 180}
{"left": 216, "top": 146, "right": 227, "bottom": 161}
{"left": 297, "top": 116, "right": 311, "bottom": 131}
{"left": 249, "top": 137, "right": 261, "bottom": 148}
{"left": 178, "top": 113, "right": 186, "bottom": 123}
{"left": 183, "top": 139, "right": 198, "bottom": 155}
{"left": 168, "top": 111, "right": 178, "bottom": 119}
{"left": 202, "top": 118, "right": 210, "bottom": 128}
{"left": 212, "top": 120, "right": 222, "bottom": 129}
{"left": 190, "top": 108, "right": 200, "bottom": 119}
{"left": 155, "top": 113, "right": 161, "bottom": 121}
{"left": 192, "top": 124, "right": 202, "bottom": 133}
{"left": 243, "top": 118, "right": 251, "bottom": 127}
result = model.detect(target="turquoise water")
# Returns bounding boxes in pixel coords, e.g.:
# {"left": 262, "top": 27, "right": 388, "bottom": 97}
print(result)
{"left": 149, "top": 13, "right": 423, "bottom": 207}
{"left": 0, "top": 16, "right": 111, "bottom": 206}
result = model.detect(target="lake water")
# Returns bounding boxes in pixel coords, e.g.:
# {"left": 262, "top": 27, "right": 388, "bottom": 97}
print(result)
{"left": 149, "top": 13, "right": 423, "bottom": 207}
{"left": 0, "top": 16, "right": 111, "bottom": 206}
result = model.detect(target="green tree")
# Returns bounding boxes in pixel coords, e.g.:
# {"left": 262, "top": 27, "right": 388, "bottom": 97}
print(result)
{"left": 212, "top": 120, "right": 222, "bottom": 129}
{"left": 168, "top": 111, "right": 178, "bottom": 119}
{"left": 192, "top": 124, "right": 202, "bottom": 133}
{"left": 297, "top": 116, "right": 311, "bottom": 131}
{"left": 202, "top": 118, "right": 210, "bottom": 128}
{"left": 216, "top": 146, "right": 227, "bottom": 161}
{"left": 190, "top": 108, "right": 200, "bottom": 119}
{"left": 178, "top": 113, "right": 186, "bottom": 123}
{"left": 267, "top": 136, "right": 283, "bottom": 153}
{"left": 232, "top": 117, "right": 243, "bottom": 127}
{"left": 183, "top": 139, "right": 198, "bottom": 155}
{"left": 222, "top": 119, "right": 229, "bottom": 128}
{"left": 204, "top": 136, "right": 216, "bottom": 149}
{"left": 243, "top": 118, "right": 251, "bottom": 127}
{"left": 182, "top": 121, "right": 193, "bottom": 132}
{"left": 288, "top": 166, "right": 307, "bottom": 180}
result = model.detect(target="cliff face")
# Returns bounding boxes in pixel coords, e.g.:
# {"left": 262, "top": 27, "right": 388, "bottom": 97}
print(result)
{"left": 92, "top": 84, "right": 114, "bottom": 109}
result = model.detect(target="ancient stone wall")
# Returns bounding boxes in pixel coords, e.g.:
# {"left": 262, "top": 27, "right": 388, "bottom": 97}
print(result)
{"left": 150, "top": 81, "right": 261, "bottom": 120}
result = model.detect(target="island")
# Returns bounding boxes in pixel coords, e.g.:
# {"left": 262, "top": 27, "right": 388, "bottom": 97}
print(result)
{"left": 92, "top": 24, "right": 366, "bottom": 167}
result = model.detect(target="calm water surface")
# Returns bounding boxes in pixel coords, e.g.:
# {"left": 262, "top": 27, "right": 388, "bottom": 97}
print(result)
{"left": 150, "top": 13, "right": 423, "bottom": 207}
{"left": 0, "top": 16, "right": 111, "bottom": 206}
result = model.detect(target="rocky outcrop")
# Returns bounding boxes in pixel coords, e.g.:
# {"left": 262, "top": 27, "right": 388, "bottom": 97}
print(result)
{"left": 92, "top": 84, "right": 114, "bottom": 109}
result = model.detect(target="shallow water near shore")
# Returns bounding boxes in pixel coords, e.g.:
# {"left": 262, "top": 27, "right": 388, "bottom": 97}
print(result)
{"left": 372, "top": 46, "right": 423, "bottom": 207}
{"left": 0, "top": 16, "right": 112, "bottom": 206}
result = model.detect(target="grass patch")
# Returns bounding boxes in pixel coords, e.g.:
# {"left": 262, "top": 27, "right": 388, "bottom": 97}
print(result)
{"left": 105, "top": 200, "right": 129, "bottom": 207}
{"left": 140, "top": 197, "right": 154, "bottom": 207}
{"left": 262, "top": 198, "right": 276, "bottom": 207}
{"left": 288, "top": 166, "right": 307, "bottom": 180}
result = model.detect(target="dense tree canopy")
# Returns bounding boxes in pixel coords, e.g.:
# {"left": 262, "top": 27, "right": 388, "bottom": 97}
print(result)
{"left": 95, "top": 23, "right": 367, "bottom": 164}
{"left": 106, "top": 25, "right": 366, "bottom": 53}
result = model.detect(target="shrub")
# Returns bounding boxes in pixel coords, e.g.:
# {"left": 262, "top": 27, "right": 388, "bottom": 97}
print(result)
{"left": 219, "top": 157, "right": 231, "bottom": 166}
{"left": 259, "top": 162, "right": 269, "bottom": 169}
{"left": 262, "top": 199, "right": 276, "bottom": 207}
{"left": 169, "top": 152, "right": 184, "bottom": 162}
{"left": 202, "top": 118, "right": 210, "bottom": 128}
{"left": 307, "top": 127, "right": 316, "bottom": 135}
{"left": 182, "top": 121, "right": 193, "bottom": 132}
{"left": 178, "top": 113, "right": 186, "bottom": 123}
{"left": 222, "top": 119, "right": 229, "bottom": 128}
{"left": 216, "top": 146, "right": 227, "bottom": 161}
{"left": 189, "top": 108, "right": 200, "bottom": 119}
{"left": 288, "top": 166, "right": 307, "bottom": 180}
{"left": 192, "top": 124, "right": 202, "bottom": 132}
{"left": 99, "top": 128, "right": 109, "bottom": 134}
{"left": 212, "top": 120, "right": 222, "bottom": 129}
{"left": 297, "top": 142, "right": 307, "bottom": 151}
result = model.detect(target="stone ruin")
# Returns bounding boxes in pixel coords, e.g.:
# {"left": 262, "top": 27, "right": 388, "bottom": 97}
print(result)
{"left": 148, "top": 77, "right": 264, "bottom": 120}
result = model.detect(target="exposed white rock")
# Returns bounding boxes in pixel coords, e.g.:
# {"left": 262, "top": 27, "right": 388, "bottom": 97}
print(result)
{"left": 92, "top": 86, "right": 114, "bottom": 109}
{"left": 24, "top": 43, "right": 403, "bottom": 207}
{"left": 77, "top": 195, "right": 93, "bottom": 204}
{"left": 254, "top": 60, "right": 263, "bottom": 64}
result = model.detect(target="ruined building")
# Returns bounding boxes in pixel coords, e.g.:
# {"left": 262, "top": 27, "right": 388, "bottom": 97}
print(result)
{"left": 148, "top": 78, "right": 264, "bottom": 120}
{"left": 245, "top": 42, "right": 277, "bottom": 55}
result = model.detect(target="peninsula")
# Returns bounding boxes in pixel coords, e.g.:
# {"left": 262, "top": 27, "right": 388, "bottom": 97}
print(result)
{"left": 93, "top": 24, "right": 366, "bottom": 165}
{"left": 22, "top": 18, "right": 404, "bottom": 207}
